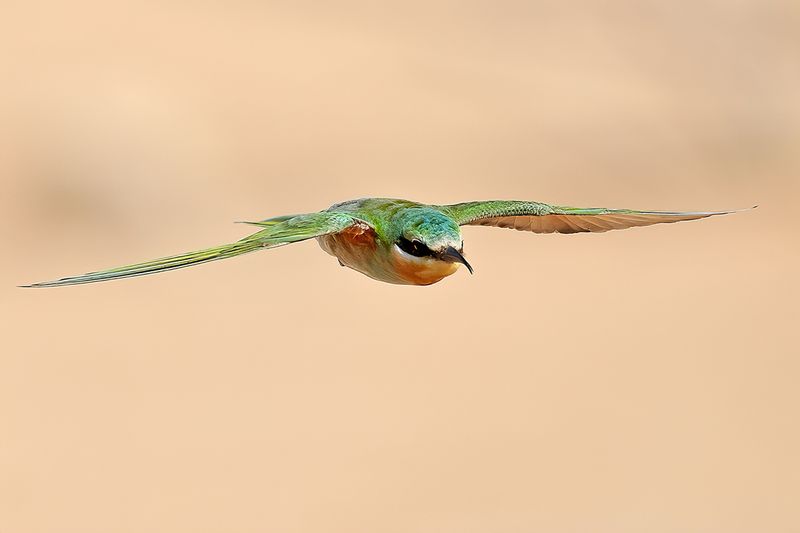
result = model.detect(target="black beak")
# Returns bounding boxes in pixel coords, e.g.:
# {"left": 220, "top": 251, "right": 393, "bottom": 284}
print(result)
{"left": 440, "top": 246, "right": 473, "bottom": 274}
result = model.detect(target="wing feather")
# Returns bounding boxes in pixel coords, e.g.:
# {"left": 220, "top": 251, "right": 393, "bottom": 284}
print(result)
{"left": 23, "top": 212, "right": 365, "bottom": 287}
{"left": 442, "top": 200, "right": 749, "bottom": 235}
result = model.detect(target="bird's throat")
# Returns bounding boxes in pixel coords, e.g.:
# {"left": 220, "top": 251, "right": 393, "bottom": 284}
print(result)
{"left": 391, "top": 253, "right": 459, "bottom": 285}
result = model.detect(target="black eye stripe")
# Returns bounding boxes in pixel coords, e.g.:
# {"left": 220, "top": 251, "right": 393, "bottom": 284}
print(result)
{"left": 397, "top": 237, "right": 433, "bottom": 257}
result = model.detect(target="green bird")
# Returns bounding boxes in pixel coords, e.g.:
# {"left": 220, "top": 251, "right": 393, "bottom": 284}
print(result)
{"left": 23, "top": 198, "right": 748, "bottom": 287}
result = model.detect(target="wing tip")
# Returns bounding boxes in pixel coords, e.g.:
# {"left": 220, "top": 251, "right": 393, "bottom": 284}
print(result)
{"left": 235, "top": 220, "right": 274, "bottom": 227}
{"left": 719, "top": 205, "right": 758, "bottom": 215}
{"left": 19, "top": 279, "right": 71, "bottom": 288}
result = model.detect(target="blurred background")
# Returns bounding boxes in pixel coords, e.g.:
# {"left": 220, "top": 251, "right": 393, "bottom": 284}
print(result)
{"left": 1, "top": 1, "right": 798, "bottom": 532}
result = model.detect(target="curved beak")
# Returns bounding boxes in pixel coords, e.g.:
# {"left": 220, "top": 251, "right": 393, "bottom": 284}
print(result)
{"left": 440, "top": 246, "right": 473, "bottom": 274}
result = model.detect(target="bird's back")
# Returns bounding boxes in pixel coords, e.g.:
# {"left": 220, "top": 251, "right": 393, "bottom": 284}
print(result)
{"left": 324, "top": 198, "right": 428, "bottom": 239}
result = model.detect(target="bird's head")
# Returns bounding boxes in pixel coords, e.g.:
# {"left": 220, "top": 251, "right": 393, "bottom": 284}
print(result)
{"left": 392, "top": 208, "right": 473, "bottom": 274}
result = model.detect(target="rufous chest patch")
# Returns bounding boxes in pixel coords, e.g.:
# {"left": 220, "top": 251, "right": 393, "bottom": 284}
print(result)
{"left": 338, "top": 221, "right": 377, "bottom": 246}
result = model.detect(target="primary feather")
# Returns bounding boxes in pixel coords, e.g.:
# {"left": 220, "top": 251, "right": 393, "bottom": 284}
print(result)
{"left": 21, "top": 239, "right": 269, "bottom": 288}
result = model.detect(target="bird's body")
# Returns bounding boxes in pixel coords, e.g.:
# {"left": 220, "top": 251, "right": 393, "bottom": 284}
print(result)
{"left": 24, "top": 197, "right": 749, "bottom": 288}
{"left": 316, "top": 198, "right": 462, "bottom": 285}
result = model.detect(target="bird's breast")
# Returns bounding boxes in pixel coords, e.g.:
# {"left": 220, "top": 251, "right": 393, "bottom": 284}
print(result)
{"left": 317, "top": 223, "right": 380, "bottom": 276}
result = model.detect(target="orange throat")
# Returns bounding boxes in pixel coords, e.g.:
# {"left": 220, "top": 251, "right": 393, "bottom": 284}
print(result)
{"left": 389, "top": 250, "right": 459, "bottom": 285}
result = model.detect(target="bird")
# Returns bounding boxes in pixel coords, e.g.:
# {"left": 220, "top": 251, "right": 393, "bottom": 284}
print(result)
{"left": 22, "top": 198, "right": 750, "bottom": 287}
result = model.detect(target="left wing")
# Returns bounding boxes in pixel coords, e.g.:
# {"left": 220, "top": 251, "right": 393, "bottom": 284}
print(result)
{"left": 441, "top": 200, "right": 748, "bottom": 234}
{"left": 23, "top": 212, "right": 363, "bottom": 287}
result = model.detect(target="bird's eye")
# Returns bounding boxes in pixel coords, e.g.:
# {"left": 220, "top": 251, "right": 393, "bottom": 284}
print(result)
{"left": 397, "top": 237, "right": 431, "bottom": 257}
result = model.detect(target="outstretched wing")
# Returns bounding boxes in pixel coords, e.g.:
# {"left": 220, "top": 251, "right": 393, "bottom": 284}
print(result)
{"left": 23, "top": 212, "right": 364, "bottom": 287}
{"left": 441, "top": 200, "right": 746, "bottom": 234}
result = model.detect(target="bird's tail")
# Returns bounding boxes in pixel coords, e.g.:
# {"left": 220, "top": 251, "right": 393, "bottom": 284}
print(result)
{"left": 22, "top": 236, "right": 272, "bottom": 288}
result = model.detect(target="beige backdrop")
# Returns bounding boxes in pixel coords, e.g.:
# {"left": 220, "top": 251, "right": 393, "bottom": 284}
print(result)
{"left": 1, "top": 1, "right": 798, "bottom": 532}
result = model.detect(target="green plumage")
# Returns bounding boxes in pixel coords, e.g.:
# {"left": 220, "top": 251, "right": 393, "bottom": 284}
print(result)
{"left": 23, "top": 198, "right": 748, "bottom": 287}
{"left": 24, "top": 212, "right": 356, "bottom": 287}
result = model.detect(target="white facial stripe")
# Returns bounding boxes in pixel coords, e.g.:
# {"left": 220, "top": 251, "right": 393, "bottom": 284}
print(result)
{"left": 393, "top": 244, "right": 436, "bottom": 263}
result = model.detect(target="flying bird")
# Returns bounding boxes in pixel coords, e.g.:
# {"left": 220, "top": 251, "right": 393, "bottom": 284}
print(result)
{"left": 23, "top": 198, "right": 748, "bottom": 287}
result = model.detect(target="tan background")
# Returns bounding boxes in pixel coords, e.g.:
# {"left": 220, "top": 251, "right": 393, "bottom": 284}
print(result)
{"left": 1, "top": 1, "right": 798, "bottom": 532}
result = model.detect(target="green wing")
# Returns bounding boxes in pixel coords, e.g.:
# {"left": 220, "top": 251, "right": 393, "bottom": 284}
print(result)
{"left": 23, "top": 212, "right": 362, "bottom": 287}
{"left": 441, "top": 200, "right": 746, "bottom": 234}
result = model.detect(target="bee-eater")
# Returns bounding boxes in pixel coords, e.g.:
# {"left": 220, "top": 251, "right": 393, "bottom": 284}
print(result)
{"left": 23, "top": 198, "right": 749, "bottom": 287}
